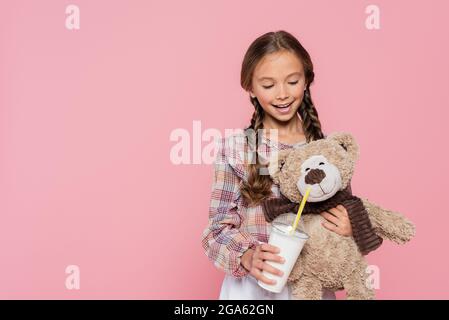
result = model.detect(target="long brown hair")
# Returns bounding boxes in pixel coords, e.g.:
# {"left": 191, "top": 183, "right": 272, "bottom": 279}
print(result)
{"left": 240, "top": 30, "right": 325, "bottom": 207}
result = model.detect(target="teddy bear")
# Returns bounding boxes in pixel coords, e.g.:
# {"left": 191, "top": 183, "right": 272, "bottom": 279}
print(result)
{"left": 260, "top": 132, "right": 416, "bottom": 300}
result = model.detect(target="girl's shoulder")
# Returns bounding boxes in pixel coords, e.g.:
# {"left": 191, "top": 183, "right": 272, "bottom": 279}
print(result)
{"left": 215, "top": 131, "right": 249, "bottom": 181}
{"left": 221, "top": 131, "right": 248, "bottom": 152}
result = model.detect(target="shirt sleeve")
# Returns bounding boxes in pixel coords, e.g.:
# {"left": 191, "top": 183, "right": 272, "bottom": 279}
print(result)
{"left": 201, "top": 137, "right": 260, "bottom": 278}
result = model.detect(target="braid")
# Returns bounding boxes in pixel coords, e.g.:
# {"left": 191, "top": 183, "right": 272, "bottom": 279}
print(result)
{"left": 297, "top": 87, "right": 325, "bottom": 142}
{"left": 240, "top": 98, "right": 274, "bottom": 207}
{"left": 249, "top": 98, "right": 264, "bottom": 133}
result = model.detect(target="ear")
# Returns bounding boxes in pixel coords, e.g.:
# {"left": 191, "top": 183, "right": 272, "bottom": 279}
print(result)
{"left": 326, "top": 132, "right": 360, "bottom": 162}
{"left": 267, "top": 149, "right": 292, "bottom": 184}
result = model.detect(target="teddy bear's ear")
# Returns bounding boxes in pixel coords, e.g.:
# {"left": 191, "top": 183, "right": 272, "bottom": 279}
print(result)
{"left": 267, "top": 149, "right": 292, "bottom": 185}
{"left": 326, "top": 132, "right": 360, "bottom": 161}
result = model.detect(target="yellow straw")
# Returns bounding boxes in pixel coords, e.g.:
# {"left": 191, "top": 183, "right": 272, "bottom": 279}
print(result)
{"left": 289, "top": 186, "right": 311, "bottom": 236}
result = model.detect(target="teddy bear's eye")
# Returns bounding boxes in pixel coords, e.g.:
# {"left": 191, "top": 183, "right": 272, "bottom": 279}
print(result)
{"left": 319, "top": 162, "right": 324, "bottom": 165}
{"left": 279, "top": 160, "right": 286, "bottom": 171}
{"left": 305, "top": 168, "right": 310, "bottom": 172}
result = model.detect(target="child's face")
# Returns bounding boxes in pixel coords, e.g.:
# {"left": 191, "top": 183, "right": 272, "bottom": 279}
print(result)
{"left": 250, "top": 50, "right": 307, "bottom": 124}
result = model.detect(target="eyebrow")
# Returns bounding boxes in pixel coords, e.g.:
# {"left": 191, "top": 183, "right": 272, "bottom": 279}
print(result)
{"left": 257, "top": 72, "right": 302, "bottom": 81}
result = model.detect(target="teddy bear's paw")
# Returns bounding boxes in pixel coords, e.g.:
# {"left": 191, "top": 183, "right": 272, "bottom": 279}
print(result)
{"left": 345, "top": 285, "right": 376, "bottom": 300}
{"left": 291, "top": 279, "right": 323, "bottom": 300}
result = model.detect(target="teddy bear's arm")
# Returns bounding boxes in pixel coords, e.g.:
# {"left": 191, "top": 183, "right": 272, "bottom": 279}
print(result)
{"left": 361, "top": 198, "right": 416, "bottom": 244}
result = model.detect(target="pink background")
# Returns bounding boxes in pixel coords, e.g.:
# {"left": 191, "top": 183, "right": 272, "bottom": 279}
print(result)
{"left": 1, "top": 0, "right": 448, "bottom": 299}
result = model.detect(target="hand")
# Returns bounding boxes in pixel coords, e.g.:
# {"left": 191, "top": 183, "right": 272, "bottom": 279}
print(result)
{"left": 240, "top": 243, "right": 285, "bottom": 285}
{"left": 320, "top": 204, "right": 353, "bottom": 237}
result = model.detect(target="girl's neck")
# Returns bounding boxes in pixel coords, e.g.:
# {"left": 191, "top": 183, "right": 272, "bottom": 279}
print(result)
{"left": 262, "top": 114, "right": 304, "bottom": 139}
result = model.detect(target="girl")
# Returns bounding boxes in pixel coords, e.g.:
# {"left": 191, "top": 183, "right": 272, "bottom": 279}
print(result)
{"left": 201, "top": 30, "right": 378, "bottom": 300}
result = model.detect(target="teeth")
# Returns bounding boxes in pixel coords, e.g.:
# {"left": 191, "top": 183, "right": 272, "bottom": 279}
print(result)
{"left": 275, "top": 102, "right": 291, "bottom": 108}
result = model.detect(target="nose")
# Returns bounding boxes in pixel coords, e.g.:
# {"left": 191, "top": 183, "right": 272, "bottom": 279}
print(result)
{"left": 276, "top": 84, "right": 289, "bottom": 100}
{"left": 304, "top": 168, "right": 326, "bottom": 185}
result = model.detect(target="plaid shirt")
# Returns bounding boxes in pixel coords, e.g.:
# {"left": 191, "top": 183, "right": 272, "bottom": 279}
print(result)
{"left": 201, "top": 130, "right": 309, "bottom": 278}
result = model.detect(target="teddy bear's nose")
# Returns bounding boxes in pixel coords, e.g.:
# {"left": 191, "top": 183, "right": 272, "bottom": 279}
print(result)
{"left": 304, "top": 168, "right": 326, "bottom": 185}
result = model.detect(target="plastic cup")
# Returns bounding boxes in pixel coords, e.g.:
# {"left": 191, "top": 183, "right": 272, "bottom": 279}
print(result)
{"left": 257, "top": 222, "right": 309, "bottom": 293}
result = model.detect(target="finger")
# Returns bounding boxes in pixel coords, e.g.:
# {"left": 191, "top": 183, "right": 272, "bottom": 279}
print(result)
{"left": 320, "top": 211, "right": 340, "bottom": 226}
{"left": 252, "top": 268, "right": 277, "bottom": 285}
{"left": 261, "top": 261, "right": 284, "bottom": 277}
{"left": 261, "top": 243, "right": 280, "bottom": 253}
{"left": 322, "top": 221, "right": 338, "bottom": 232}
{"left": 259, "top": 251, "right": 285, "bottom": 264}
{"left": 336, "top": 205, "right": 349, "bottom": 217}
{"left": 327, "top": 207, "right": 344, "bottom": 218}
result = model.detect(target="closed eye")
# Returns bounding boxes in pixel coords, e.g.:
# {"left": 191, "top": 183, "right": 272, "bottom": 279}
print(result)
{"left": 262, "top": 81, "right": 299, "bottom": 89}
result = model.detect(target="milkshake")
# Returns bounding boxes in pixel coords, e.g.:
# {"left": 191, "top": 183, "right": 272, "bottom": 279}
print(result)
{"left": 258, "top": 222, "right": 309, "bottom": 293}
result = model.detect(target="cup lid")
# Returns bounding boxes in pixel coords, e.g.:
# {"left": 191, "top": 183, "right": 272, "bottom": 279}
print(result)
{"left": 271, "top": 222, "right": 309, "bottom": 239}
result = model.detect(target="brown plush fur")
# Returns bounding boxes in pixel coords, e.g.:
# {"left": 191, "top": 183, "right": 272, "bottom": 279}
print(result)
{"left": 267, "top": 132, "right": 415, "bottom": 300}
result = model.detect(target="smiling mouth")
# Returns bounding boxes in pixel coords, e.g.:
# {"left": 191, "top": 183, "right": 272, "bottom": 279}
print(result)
{"left": 272, "top": 101, "right": 294, "bottom": 108}
{"left": 309, "top": 180, "right": 337, "bottom": 198}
